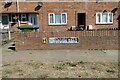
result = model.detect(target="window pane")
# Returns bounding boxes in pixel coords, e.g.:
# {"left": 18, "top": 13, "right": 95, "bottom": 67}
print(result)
{"left": 97, "top": 13, "right": 101, "bottom": 23}
{"left": 102, "top": 13, "right": 108, "bottom": 23}
{"left": 34, "top": 18, "right": 35, "bottom": 24}
{"left": 50, "top": 14, "right": 54, "bottom": 23}
{"left": 31, "top": 17, "right": 32, "bottom": 23}
{"left": 55, "top": 13, "right": 61, "bottom": 24}
{"left": 109, "top": 13, "right": 112, "bottom": 22}
{"left": 21, "top": 14, "right": 26, "bottom": 22}
{"left": 2, "top": 16, "right": 8, "bottom": 25}
{"left": 12, "top": 15, "right": 16, "bottom": 22}
{"left": 22, "top": 18, "right": 26, "bottom": 22}
{"left": 22, "top": 14, "right": 26, "bottom": 18}
{"left": 62, "top": 14, "right": 66, "bottom": 23}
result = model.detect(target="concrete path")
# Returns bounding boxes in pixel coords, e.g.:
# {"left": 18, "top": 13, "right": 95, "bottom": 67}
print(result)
{"left": 2, "top": 43, "right": 119, "bottom": 63}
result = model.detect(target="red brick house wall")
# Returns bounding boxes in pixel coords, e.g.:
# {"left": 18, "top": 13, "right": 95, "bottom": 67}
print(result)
{"left": 1, "top": 2, "right": 119, "bottom": 31}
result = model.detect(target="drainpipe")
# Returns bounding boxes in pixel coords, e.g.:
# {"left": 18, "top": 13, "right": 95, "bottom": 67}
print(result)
{"left": 16, "top": 0, "right": 20, "bottom": 27}
{"left": 75, "top": 10, "right": 77, "bottom": 27}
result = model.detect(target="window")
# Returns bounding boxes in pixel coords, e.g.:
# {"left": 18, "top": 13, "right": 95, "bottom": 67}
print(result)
{"left": 11, "top": 14, "right": 17, "bottom": 23}
{"left": 48, "top": 13, "right": 67, "bottom": 25}
{"left": 2, "top": 16, "right": 8, "bottom": 25}
{"left": 96, "top": 13, "right": 113, "bottom": 24}
{"left": 21, "top": 14, "right": 27, "bottom": 23}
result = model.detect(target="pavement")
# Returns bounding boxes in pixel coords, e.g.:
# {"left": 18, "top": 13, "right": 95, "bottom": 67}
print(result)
{"left": 2, "top": 42, "right": 119, "bottom": 63}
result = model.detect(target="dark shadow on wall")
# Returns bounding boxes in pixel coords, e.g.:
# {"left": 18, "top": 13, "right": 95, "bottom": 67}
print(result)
{"left": 34, "top": 6, "right": 42, "bottom": 11}
{"left": 8, "top": 44, "right": 16, "bottom": 51}
{"left": 11, "top": 23, "right": 16, "bottom": 26}
{"left": 117, "top": 15, "right": 120, "bottom": 29}
{"left": 118, "top": 15, "right": 120, "bottom": 29}
{"left": 111, "top": 8, "right": 118, "bottom": 13}
{"left": 4, "top": 3, "right": 12, "bottom": 8}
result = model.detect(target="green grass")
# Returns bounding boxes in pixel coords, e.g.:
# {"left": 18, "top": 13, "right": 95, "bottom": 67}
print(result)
{"left": 53, "top": 63, "right": 65, "bottom": 70}
{"left": 4, "top": 71, "right": 12, "bottom": 74}
{"left": 15, "top": 60, "right": 22, "bottom": 63}
{"left": 65, "top": 62, "right": 77, "bottom": 67}
{"left": 53, "top": 65, "right": 64, "bottom": 70}
{"left": 18, "top": 73, "right": 24, "bottom": 75}
{"left": 2, "top": 39, "right": 13, "bottom": 46}
{"left": 37, "top": 73, "right": 48, "bottom": 78}
{"left": 118, "top": 62, "right": 120, "bottom": 66}
{"left": 106, "top": 70, "right": 115, "bottom": 73}
{"left": 91, "top": 67, "right": 97, "bottom": 70}
{"left": 65, "top": 61, "right": 86, "bottom": 67}
{"left": 15, "top": 60, "right": 22, "bottom": 65}
{"left": 2, "top": 63, "right": 11, "bottom": 67}
{"left": 68, "top": 63, "right": 77, "bottom": 67}
{"left": 29, "top": 52, "right": 32, "bottom": 54}
{"left": 16, "top": 69, "right": 23, "bottom": 72}
{"left": 77, "top": 61, "right": 86, "bottom": 64}
{"left": 26, "top": 61, "right": 43, "bottom": 69}
{"left": 2, "top": 75, "right": 8, "bottom": 78}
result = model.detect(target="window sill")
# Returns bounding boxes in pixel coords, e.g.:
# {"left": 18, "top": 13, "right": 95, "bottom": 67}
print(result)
{"left": 48, "top": 24, "right": 67, "bottom": 26}
{"left": 96, "top": 23, "right": 113, "bottom": 25}
{"left": 21, "top": 22, "right": 27, "bottom": 24}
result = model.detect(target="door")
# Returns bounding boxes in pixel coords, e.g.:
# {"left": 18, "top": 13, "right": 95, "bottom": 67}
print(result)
{"left": 0, "top": 14, "right": 9, "bottom": 29}
{"left": 78, "top": 13, "right": 86, "bottom": 30}
{"left": 28, "top": 14, "right": 37, "bottom": 25}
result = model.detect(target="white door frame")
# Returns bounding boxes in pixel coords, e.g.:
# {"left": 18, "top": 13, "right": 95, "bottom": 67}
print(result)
{"left": 1, "top": 14, "right": 9, "bottom": 29}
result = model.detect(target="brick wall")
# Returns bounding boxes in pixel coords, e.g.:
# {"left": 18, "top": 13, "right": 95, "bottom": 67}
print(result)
{"left": 38, "top": 2, "right": 118, "bottom": 32}
{"left": 1, "top": 2, "right": 119, "bottom": 32}
{"left": 14, "top": 30, "right": 119, "bottom": 50}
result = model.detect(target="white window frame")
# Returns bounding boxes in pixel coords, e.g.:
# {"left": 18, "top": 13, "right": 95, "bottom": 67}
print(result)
{"left": 48, "top": 13, "right": 67, "bottom": 25}
{"left": 10, "top": 14, "right": 17, "bottom": 23}
{"left": 96, "top": 13, "right": 113, "bottom": 24}
{"left": 21, "top": 14, "right": 27, "bottom": 23}
{"left": 49, "top": 13, "right": 55, "bottom": 25}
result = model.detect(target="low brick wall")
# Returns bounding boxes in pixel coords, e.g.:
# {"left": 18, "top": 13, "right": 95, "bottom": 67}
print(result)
{"left": 14, "top": 30, "right": 120, "bottom": 50}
